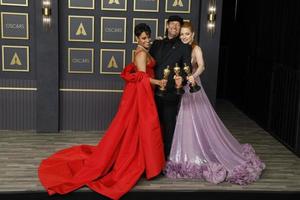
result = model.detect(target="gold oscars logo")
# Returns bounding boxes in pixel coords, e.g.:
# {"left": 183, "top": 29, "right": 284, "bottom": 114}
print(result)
{"left": 10, "top": 53, "right": 22, "bottom": 66}
{"left": 76, "top": 22, "right": 87, "bottom": 36}
{"left": 107, "top": 56, "right": 118, "bottom": 68}
{"left": 172, "top": 0, "right": 184, "bottom": 7}
{"left": 108, "top": 0, "right": 120, "bottom": 5}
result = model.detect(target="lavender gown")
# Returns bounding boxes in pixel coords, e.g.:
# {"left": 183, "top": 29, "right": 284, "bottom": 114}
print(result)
{"left": 165, "top": 62, "right": 265, "bottom": 185}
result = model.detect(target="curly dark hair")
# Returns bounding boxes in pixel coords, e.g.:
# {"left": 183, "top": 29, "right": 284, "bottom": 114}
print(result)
{"left": 134, "top": 23, "right": 151, "bottom": 37}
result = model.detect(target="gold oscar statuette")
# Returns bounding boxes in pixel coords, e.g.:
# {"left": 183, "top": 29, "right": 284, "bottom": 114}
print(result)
{"left": 156, "top": 66, "right": 170, "bottom": 97}
{"left": 173, "top": 63, "right": 185, "bottom": 95}
{"left": 183, "top": 63, "right": 201, "bottom": 93}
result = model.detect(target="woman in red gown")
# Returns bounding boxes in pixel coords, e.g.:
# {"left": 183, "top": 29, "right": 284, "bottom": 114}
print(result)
{"left": 38, "top": 23, "right": 166, "bottom": 200}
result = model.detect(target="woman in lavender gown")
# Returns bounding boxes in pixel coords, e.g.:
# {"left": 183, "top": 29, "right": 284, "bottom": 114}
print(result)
{"left": 164, "top": 22, "right": 265, "bottom": 185}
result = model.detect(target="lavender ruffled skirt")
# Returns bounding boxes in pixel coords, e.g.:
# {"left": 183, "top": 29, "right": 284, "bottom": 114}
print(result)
{"left": 165, "top": 78, "right": 265, "bottom": 185}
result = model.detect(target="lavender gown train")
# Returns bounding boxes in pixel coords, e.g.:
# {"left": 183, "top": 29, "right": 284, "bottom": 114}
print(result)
{"left": 165, "top": 75, "right": 265, "bottom": 185}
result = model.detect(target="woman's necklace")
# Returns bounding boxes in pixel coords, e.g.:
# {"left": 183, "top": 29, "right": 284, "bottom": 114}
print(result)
{"left": 137, "top": 44, "right": 149, "bottom": 52}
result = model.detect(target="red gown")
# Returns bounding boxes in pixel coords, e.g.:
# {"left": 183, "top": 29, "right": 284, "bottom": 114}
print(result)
{"left": 38, "top": 59, "right": 165, "bottom": 200}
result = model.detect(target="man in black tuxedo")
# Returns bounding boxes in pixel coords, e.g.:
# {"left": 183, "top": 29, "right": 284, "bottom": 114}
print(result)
{"left": 149, "top": 15, "right": 192, "bottom": 158}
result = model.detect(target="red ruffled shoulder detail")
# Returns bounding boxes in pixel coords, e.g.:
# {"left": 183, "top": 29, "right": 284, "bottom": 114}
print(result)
{"left": 120, "top": 63, "right": 149, "bottom": 83}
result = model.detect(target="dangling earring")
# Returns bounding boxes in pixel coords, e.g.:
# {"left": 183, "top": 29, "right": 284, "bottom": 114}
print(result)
{"left": 189, "top": 37, "right": 194, "bottom": 45}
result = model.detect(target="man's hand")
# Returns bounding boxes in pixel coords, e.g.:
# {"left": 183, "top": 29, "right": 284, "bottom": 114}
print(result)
{"left": 157, "top": 79, "right": 167, "bottom": 88}
{"left": 174, "top": 75, "right": 183, "bottom": 87}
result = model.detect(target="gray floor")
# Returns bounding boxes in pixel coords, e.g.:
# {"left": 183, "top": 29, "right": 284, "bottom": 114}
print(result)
{"left": 0, "top": 101, "right": 299, "bottom": 193}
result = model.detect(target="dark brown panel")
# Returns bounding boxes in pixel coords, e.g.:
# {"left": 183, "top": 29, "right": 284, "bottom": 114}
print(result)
{"left": 270, "top": 65, "right": 300, "bottom": 154}
{"left": 0, "top": 86, "right": 36, "bottom": 130}
{"left": 60, "top": 91, "right": 122, "bottom": 131}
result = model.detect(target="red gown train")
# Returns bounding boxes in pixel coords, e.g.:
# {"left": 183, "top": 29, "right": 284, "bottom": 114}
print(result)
{"left": 38, "top": 59, "right": 165, "bottom": 200}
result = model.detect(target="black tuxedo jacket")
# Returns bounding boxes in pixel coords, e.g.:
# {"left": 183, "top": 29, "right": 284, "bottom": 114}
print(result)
{"left": 150, "top": 37, "right": 192, "bottom": 101}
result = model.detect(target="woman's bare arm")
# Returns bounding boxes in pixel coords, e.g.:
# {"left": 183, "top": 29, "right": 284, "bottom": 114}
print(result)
{"left": 134, "top": 50, "right": 166, "bottom": 87}
{"left": 192, "top": 46, "right": 205, "bottom": 78}
{"left": 134, "top": 50, "right": 147, "bottom": 72}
